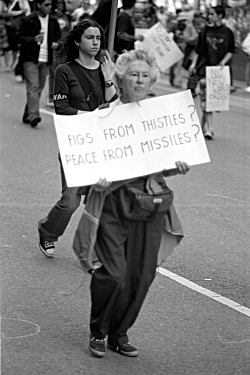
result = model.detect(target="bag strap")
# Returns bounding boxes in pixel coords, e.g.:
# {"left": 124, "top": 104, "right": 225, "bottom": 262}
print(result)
{"left": 67, "top": 61, "right": 92, "bottom": 110}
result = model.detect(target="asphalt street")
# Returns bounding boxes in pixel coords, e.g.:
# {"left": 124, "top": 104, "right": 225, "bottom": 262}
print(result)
{"left": 1, "top": 71, "right": 250, "bottom": 375}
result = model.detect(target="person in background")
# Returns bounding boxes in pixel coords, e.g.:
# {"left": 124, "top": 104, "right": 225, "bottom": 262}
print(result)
{"left": 47, "top": 1, "right": 71, "bottom": 107}
{"left": 91, "top": 0, "right": 121, "bottom": 44}
{"left": 241, "top": 6, "right": 250, "bottom": 93}
{"left": 223, "top": 6, "right": 237, "bottom": 91}
{"left": 71, "top": 0, "right": 93, "bottom": 26}
{"left": 72, "top": 49, "right": 190, "bottom": 358}
{"left": 181, "top": 11, "right": 199, "bottom": 71}
{"left": 189, "top": 5, "right": 235, "bottom": 140}
{"left": 64, "top": 0, "right": 82, "bottom": 15}
{"left": 1, "top": 0, "right": 30, "bottom": 73}
{"left": 0, "top": 0, "right": 9, "bottom": 70}
{"left": 114, "top": 0, "right": 144, "bottom": 57}
{"left": 38, "top": 19, "right": 117, "bottom": 258}
{"left": 18, "top": 0, "right": 60, "bottom": 127}
{"left": 168, "top": 11, "right": 187, "bottom": 87}
{"left": 91, "top": 0, "right": 113, "bottom": 32}
{"left": 134, "top": 0, "right": 157, "bottom": 29}
{"left": 186, "top": 11, "right": 207, "bottom": 96}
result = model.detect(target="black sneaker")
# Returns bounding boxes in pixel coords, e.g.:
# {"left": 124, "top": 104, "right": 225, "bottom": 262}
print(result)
{"left": 107, "top": 342, "right": 138, "bottom": 357}
{"left": 89, "top": 337, "right": 106, "bottom": 357}
{"left": 22, "top": 116, "right": 30, "bottom": 124}
{"left": 30, "top": 116, "right": 41, "bottom": 128}
{"left": 39, "top": 234, "right": 55, "bottom": 258}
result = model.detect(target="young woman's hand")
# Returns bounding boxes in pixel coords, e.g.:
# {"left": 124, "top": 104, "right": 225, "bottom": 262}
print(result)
{"left": 100, "top": 50, "right": 115, "bottom": 81}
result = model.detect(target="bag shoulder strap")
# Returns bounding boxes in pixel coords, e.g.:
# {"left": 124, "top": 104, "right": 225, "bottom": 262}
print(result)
{"left": 67, "top": 61, "right": 92, "bottom": 110}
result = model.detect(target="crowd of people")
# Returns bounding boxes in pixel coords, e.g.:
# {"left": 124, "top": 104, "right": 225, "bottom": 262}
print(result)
{"left": 1, "top": 1, "right": 249, "bottom": 79}
{"left": 1, "top": 0, "right": 249, "bottom": 128}
{"left": 0, "top": 0, "right": 249, "bottom": 359}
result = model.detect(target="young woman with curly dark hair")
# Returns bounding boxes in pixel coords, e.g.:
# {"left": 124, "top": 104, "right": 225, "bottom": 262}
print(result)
{"left": 38, "top": 19, "right": 117, "bottom": 258}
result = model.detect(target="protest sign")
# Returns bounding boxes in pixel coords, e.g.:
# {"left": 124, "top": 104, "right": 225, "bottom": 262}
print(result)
{"left": 53, "top": 90, "right": 210, "bottom": 187}
{"left": 206, "top": 66, "right": 230, "bottom": 112}
{"left": 136, "top": 22, "right": 183, "bottom": 72}
{"left": 242, "top": 33, "right": 250, "bottom": 56}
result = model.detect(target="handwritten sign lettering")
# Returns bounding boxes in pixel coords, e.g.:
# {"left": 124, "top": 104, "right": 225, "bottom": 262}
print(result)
{"left": 53, "top": 90, "right": 210, "bottom": 187}
{"left": 206, "top": 66, "right": 230, "bottom": 111}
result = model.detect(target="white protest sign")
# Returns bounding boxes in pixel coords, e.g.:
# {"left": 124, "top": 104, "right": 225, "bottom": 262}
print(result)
{"left": 136, "top": 22, "right": 183, "bottom": 72}
{"left": 242, "top": 33, "right": 250, "bottom": 55}
{"left": 206, "top": 66, "right": 230, "bottom": 112}
{"left": 53, "top": 90, "right": 210, "bottom": 187}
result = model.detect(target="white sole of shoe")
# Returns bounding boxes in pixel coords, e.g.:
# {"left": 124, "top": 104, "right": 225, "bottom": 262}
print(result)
{"left": 88, "top": 346, "right": 105, "bottom": 357}
{"left": 39, "top": 244, "right": 54, "bottom": 258}
{"left": 119, "top": 350, "right": 138, "bottom": 357}
{"left": 107, "top": 344, "right": 138, "bottom": 357}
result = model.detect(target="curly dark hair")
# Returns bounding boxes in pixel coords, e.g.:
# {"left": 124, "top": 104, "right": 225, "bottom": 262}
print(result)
{"left": 55, "top": 19, "right": 106, "bottom": 65}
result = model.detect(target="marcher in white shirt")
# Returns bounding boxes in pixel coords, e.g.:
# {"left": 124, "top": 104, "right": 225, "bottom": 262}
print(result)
{"left": 18, "top": 0, "right": 60, "bottom": 127}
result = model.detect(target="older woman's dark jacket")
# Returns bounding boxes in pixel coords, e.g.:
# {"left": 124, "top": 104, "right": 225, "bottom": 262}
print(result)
{"left": 18, "top": 12, "right": 61, "bottom": 64}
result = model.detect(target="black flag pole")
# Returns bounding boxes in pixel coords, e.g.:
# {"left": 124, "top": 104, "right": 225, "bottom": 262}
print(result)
{"left": 107, "top": 0, "right": 118, "bottom": 58}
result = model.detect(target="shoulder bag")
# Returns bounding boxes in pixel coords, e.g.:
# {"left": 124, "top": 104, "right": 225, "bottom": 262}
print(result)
{"left": 119, "top": 176, "right": 174, "bottom": 221}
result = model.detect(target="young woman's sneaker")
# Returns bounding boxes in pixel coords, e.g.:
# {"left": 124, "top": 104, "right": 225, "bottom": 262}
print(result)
{"left": 39, "top": 234, "right": 55, "bottom": 258}
{"left": 89, "top": 337, "right": 106, "bottom": 357}
{"left": 107, "top": 342, "right": 138, "bottom": 357}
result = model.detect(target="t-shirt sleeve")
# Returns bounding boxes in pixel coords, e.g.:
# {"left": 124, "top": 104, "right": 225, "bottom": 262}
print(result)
{"left": 53, "top": 65, "right": 78, "bottom": 115}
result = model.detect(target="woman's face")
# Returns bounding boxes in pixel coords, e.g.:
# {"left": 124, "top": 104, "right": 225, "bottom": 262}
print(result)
{"left": 120, "top": 60, "right": 152, "bottom": 103}
{"left": 79, "top": 27, "right": 101, "bottom": 57}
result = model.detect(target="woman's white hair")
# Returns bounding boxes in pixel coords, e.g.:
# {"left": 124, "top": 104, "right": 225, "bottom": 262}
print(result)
{"left": 113, "top": 49, "right": 159, "bottom": 93}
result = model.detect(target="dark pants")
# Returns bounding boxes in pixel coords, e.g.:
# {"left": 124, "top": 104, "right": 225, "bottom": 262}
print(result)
{"left": 48, "top": 62, "right": 55, "bottom": 102}
{"left": 39, "top": 157, "right": 83, "bottom": 242}
{"left": 90, "top": 189, "right": 163, "bottom": 345}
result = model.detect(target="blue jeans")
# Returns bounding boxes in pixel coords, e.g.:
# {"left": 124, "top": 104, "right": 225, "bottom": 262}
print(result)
{"left": 23, "top": 61, "right": 48, "bottom": 121}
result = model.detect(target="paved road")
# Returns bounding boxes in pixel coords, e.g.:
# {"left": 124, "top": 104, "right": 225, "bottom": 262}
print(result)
{"left": 1, "top": 71, "right": 250, "bottom": 375}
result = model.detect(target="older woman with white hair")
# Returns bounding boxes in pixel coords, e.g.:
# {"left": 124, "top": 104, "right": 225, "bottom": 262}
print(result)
{"left": 73, "top": 49, "right": 190, "bottom": 358}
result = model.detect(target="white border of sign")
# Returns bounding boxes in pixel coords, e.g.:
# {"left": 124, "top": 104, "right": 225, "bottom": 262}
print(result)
{"left": 54, "top": 90, "right": 210, "bottom": 187}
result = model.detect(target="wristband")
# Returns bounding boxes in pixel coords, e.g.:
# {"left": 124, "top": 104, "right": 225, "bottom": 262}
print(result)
{"left": 105, "top": 80, "right": 114, "bottom": 88}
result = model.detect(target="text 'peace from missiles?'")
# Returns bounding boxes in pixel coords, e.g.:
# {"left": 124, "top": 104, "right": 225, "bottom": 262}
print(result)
{"left": 64, "top": 112, "right": 198, "bottom": 166}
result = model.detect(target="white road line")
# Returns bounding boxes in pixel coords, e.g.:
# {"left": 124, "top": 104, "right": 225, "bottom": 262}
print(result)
{"left": 206, "top": 193, "right": 240, "bottom": 201}
{"left": 1, "top": 317, "right": 41, "bottom": 339}
{"left": 158, "top": 267, "right": 250, "bottom": 318}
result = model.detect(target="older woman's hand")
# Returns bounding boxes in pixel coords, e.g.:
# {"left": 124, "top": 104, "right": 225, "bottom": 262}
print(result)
{"left": 175, "top": 161, "right": 190, "bottom": 174}
{"left": 100, "top": 51, "right": 115, "bottom": 81}
{"left": 93, "top": 178, "right": 112, "bottom": 191}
